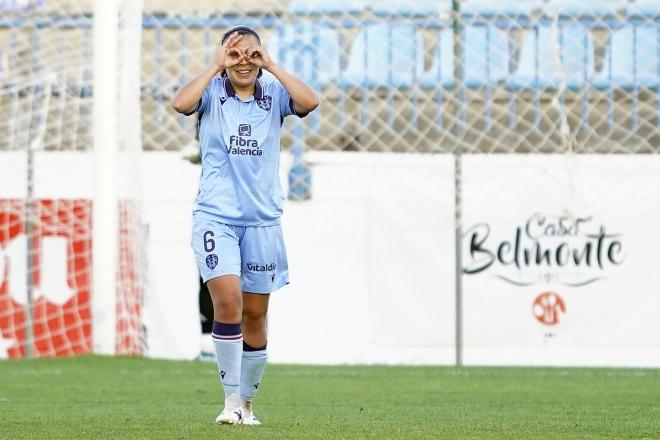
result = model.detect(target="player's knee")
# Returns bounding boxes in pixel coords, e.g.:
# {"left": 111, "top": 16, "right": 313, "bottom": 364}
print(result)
{"left": 212, "top": 294, "right": 241, "bottom": 313}
{"left": 209, "top": 292, "right": 242, "bottom": 322}
{"left": 242, "top": 307, "right": 266, "bottom": 330}
{"left": 207, "top": 277, "right": 242, "bottom": 316}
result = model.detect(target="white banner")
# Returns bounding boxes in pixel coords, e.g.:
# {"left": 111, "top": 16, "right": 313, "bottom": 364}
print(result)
{"left": 462, "top": 155, "right": 660, "bottom": 367}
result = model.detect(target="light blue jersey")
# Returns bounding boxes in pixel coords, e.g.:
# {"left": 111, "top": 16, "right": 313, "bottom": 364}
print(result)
{"left": 192, "top": 75, "right": 302, "bottom": 226}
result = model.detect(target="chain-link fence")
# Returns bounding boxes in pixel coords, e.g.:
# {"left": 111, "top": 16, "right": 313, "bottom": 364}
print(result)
{"left": 2, "top": 0, "right": 658, "bottom": 153}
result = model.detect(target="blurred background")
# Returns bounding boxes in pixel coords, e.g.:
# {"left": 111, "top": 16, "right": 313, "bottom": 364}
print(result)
{"left": 0, "top": 0, "right": 658, "bottom": 367}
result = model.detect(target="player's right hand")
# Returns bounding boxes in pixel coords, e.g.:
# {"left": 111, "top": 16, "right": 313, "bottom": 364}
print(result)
{"left": 212, "top": 32, "right": 244, "bottom": 73}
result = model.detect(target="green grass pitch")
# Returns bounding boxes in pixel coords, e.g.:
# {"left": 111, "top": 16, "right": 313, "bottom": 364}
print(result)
{"left": 0, "top": 356, "right": 658, "bottom": 439}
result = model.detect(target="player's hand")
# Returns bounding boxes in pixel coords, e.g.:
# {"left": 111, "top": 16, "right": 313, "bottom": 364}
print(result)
{"left": 246, "top": 46, "right": 273, "bottom": 70}
{"left": 212, "top": 32, "right": 245, "bottom": 73}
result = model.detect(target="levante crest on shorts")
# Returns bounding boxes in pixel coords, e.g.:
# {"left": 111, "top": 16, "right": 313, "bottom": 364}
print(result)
{"left": 206, "top": 254, "right": 218, "bottom": 270}
{"left": 257, "top": 95, "right": 272, "bottom": 112}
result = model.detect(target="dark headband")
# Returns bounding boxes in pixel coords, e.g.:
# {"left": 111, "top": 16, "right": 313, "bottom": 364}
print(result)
{"left": 221, "top": 25, "right": 261, "bottom": 45}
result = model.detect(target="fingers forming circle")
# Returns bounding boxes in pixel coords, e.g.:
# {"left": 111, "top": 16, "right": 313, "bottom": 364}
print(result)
{"left": 223, "top": 32, "right": 243, "bottom": 49}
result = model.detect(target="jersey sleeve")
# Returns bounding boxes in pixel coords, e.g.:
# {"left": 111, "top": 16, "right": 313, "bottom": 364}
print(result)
{"left": 275, "top": 82, "right": 309, "bottom": 119}
{"left": 185, "top": 80, "right": 213, "bottom": 116}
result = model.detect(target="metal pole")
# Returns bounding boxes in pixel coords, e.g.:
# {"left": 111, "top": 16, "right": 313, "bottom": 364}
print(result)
{"left": 23, "top": 25, "right": 46, "bottom": 359}
{"left": 25, "top": 124, "right": 35, "bottom": 359}
{"left": 452, "top": 0, "right": 464, "bottom": 367}
{"left": 24, "top": 72, "right": 54, "bottom": 359}
{"left": 454, "top": 153, "right": 463, "bottom": 367}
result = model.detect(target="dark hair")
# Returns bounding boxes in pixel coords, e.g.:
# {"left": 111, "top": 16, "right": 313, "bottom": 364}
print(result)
{"left": 221, "top": 25, "right": 261, "bottom": 45}
{"left": 220, "top": 25, "right": 263, "bottom": 78}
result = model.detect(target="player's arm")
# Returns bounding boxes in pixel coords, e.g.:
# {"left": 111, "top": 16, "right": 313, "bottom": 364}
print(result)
{"left": 172, "top": 32, "right": 246, "bottom": 115}
{"left": 246, "top": 47, "right": 319, "bottom": 115}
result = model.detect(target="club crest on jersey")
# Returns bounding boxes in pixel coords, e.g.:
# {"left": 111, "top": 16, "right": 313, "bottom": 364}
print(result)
{"left": 206, "top": 254, "right": 218, "bottom": 270}
{"left": 257, "top": 95, "right": 272, "bottom": 112}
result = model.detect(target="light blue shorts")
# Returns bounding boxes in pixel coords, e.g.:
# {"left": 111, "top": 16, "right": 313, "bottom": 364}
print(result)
{"left": 192, "top": 213, "right": 289, "bottom": 294}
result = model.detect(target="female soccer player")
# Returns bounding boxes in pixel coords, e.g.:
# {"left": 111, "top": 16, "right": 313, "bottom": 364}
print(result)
{"left": 172, "top": 25, "right": 319, "bottom": 425}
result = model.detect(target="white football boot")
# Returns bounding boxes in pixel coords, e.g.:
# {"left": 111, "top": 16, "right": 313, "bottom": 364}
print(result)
{"left": 239, "top": 400, "right": 262, "bottom": 426}
{"left": 215, "top": 393, "right": 242, "bottom": 425}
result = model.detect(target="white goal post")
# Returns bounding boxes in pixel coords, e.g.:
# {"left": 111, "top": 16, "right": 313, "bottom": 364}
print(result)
{"left": 92, "top": 0, "right": 144, "bottom": 355}
{"left": 92, "top": 0, "right": 120, "bottom": 356}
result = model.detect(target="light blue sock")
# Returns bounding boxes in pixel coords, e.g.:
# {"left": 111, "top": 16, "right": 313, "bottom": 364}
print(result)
{"left": 212, "top": 321, "right": 242, "bottom": 397}
{"left": 240, "top": 342, "right": 268, "bottom": 402}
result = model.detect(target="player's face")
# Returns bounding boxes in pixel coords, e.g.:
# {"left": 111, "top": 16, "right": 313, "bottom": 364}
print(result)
{"left": 226, "top": 34, "right": 260, "bottom": 89}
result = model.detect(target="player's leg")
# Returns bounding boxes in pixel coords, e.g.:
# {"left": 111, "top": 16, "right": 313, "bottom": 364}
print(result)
{"left": 207, "top": 275, "right": 244, "bottom": 424}
{"left": 208, "top": 275, "right": 243, "bottom": 394}
{"left": 239, "top": 292, "right": 269, "bottom": 425}
{"left": 237, "top": 224, "right": 289, "bottom": 425}
{"left": 191, "top": 216, "right": 243, "bottom": 424}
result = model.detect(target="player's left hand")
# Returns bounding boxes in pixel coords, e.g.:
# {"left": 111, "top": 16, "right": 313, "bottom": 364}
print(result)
{"left": 246, "top": 46, "right": 273, "bottom": 69}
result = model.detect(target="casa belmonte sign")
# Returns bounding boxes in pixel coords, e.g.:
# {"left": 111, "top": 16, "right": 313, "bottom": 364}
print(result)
{"left": 462, "top": 214, "right": 625, "bottom": 287}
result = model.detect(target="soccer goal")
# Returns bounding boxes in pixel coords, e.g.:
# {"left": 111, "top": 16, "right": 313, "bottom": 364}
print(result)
{"left": 0, "top": 0, "right": 144, "bottom": 358}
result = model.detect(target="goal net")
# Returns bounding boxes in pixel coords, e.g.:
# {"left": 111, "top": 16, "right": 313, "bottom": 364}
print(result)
{"left": 0, "top": 0, "right": 144, "bottom": 358}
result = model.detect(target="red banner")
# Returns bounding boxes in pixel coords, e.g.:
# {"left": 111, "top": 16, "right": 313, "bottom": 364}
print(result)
{"left": 0, "top": 199, "right": 141, "bottom": 358}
